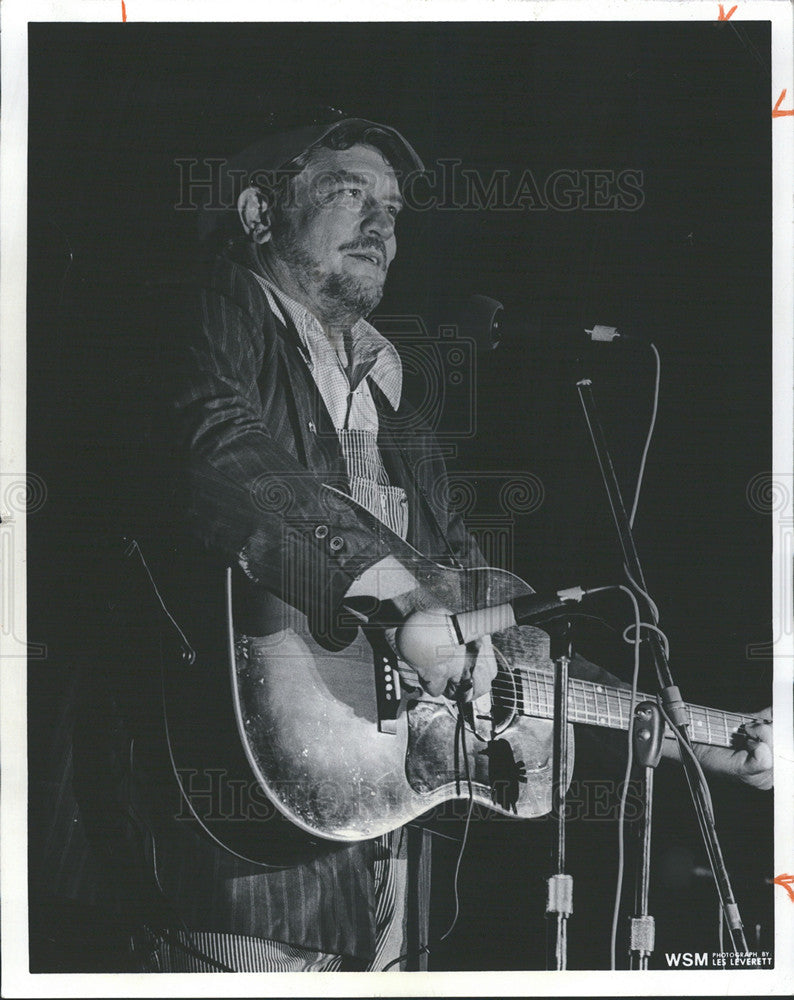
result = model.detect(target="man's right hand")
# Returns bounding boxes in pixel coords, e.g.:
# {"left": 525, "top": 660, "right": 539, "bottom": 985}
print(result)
{"left": 394, "top": 609, "right": 497, "bottom": 700}
{"left": 346, "top": 559, "right": 499, "bottom": 700}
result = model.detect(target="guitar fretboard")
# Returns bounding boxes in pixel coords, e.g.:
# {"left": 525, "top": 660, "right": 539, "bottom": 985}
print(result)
{"left": 512, "top": 668, "right": 755, "bottom": 748}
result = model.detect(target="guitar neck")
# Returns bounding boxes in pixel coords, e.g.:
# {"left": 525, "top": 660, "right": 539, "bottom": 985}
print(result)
{"left": 515, "top": 668, "right": 754, "bottom": 749}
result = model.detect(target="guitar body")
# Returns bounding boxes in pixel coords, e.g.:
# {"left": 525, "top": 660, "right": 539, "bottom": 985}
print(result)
{"left": 158, "top": 553, "right": 331, "bottom": 868}
{"left": 159, "top": 540, "right": 570, "bottom": 866}
{"left": 233, "top": 620, "right": 573, "bottom": 843}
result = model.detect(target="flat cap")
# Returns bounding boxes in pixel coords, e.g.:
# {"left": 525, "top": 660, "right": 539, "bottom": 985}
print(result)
{"left": 234, "top": 116, "right": 424, "bottom": 179}
{"left": 197, "top": 116, "right": 423, "bottom": 240}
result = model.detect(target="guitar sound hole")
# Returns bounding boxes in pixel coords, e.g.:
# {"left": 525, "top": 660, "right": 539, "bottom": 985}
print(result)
{"left": 490, "top": 662, "right": 520, "bottom": 729}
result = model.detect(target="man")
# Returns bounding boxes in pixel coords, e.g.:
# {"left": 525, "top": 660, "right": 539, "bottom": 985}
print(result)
{"left": 122, "top": 111, "right": 772, "bottom": 972}
{"left": 127, "top": 113, "right": 496, "bottom": 973}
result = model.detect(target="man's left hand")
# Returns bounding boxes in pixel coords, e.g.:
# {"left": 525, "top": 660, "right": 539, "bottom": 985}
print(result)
{"left": 693, "top": 709, "right": 773, "bottom": 791}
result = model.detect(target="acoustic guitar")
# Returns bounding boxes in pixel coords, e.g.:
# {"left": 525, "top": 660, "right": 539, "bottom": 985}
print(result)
{"left": 156, "top": 491, "right": 760, "bottom": 867}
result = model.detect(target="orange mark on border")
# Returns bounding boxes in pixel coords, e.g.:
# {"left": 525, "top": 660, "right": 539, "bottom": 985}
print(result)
{"left": 122, "top": 1, "right": 127, "bottom": 21}
{"left": 772, "top": 873, "right": 794, "bottom": 902}
{"left": 773, "top": 90, "right": 794, "bottom": 118}
{"left": 718, "top": 4, "right": 737, "bottom": 19}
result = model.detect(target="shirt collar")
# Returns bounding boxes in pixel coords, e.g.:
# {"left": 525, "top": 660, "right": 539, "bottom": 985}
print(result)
{"left": 250, "top": 270, "right": 403, "bottom": 412}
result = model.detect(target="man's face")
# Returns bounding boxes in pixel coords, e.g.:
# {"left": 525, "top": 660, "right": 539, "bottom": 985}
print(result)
{"left": 266, "top": 143, "right": 403, "bottom": 322}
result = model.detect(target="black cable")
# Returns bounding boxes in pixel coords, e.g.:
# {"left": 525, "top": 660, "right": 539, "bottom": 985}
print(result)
{"left": 453, "top": 709, "right": 463, "bottom": 796}
{"left": 125, "top": 539, "right": 290, "bottom": 870}
{"left": 439, "top": 697, "right": 475, "bottom": 944}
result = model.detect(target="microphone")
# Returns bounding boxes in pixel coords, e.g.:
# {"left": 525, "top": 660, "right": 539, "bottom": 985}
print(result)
{"left": 584, "top": 324, "right": 646, "bottom": 347}
{"left": 467, "top": 294, "right": 503, "bottom": 352}
{"left": 427, "top": 294, "right": 503, "bottom": 353}
{"left": 450, "top": 586, "right": 585, "bottom": 644}
{"left": 488, "top": 302, "right": 563, "bottom": 348}
{"left": 483, "top": 305, "right": 648, "bottom": 352}
{"left": 430, "top": 295, "right": 573, "bottom": 354}
{"left": 393, "top": 586, "right": 585, "bottom": 680}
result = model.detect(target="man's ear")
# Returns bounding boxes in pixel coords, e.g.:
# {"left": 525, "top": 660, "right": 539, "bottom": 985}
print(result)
{"left": 237, "top": 186, "right": 272, "bottom": 244}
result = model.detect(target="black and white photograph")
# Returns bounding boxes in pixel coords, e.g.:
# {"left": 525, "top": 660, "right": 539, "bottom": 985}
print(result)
{"left": 3, "top": 2, "right": 793, "bottom": 994}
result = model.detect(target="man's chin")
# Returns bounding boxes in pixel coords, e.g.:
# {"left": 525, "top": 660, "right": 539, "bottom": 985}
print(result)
{"left": 323, "top": 273, "right": 385, "bottom": 318}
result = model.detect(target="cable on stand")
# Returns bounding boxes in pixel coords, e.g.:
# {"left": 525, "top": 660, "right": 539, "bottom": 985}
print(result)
{"left": 575, "top": 376, "right": 749, "bottom": 955}
{"left": 629, "top": 700, "right": 664, "bottom": 969}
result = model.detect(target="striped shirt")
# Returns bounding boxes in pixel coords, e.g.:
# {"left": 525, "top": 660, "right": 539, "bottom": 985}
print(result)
{"left": 133, "top": 827, "right": 407, "bottom": 972}
{"left": 253, "top": 273, "right": 403, "bottom": 430}
{"left": 255, "top": 275, "right": 409, "bottom": 537}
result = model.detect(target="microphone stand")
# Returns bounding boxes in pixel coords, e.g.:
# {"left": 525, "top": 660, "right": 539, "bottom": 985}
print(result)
{"left": 629, "top": 700, "right": 664, "bottom": 969}
{"left": 545, "top": 622, "right": 574, "bottom": 970}
{"left": 575, "top": 377, "right": 749, "bottom": 954}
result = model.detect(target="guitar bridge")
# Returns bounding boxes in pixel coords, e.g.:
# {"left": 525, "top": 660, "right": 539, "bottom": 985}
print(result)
{"left": 364, "top": 628, "right": 402, "bottom": 735}
{"left": 375, "top": 649, "right": 401, "bottom": 734}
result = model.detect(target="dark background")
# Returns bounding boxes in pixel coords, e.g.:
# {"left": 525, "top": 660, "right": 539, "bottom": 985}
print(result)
{"left": 27, "top": 21, "right": 773, "bottom": 972}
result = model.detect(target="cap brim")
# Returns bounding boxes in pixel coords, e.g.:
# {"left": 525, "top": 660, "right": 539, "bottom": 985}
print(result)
{"left": 198, "top": 117, "right": 423, "bottom": 240}
{"left": 237, "top": 117, "right": 424, "bottom": 178}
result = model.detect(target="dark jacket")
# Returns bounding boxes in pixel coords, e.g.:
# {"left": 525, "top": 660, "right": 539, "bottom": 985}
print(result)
{"left": 174, "top": 247, "right": 482, "bottom": 646}
{"left": 119, "top": 248, "right": 481, "bottom": 961}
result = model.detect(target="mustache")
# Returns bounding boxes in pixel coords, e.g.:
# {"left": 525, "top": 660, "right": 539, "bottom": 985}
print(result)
{"left": 339, "top": 236, "right": 388, "bottom": 265}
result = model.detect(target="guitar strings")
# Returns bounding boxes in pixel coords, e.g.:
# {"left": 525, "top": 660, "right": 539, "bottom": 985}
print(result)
{"left": 487, "top": 671, "right": 754, "bottom": 739}
{"left": 491, "top": 644, "right": 519, "bottom": 735}
{"left": 128, "top": 533, "right": 747, "bottom": 965}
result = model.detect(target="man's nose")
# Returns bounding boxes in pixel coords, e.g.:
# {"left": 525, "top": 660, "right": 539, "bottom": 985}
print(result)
{"left": 361, "top": 201, "right": 395, "bottom": 240}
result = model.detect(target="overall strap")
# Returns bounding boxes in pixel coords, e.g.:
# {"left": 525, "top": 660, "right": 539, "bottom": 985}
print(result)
{"left": 369, "top": 381, "right": 462, "bottom": 568}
